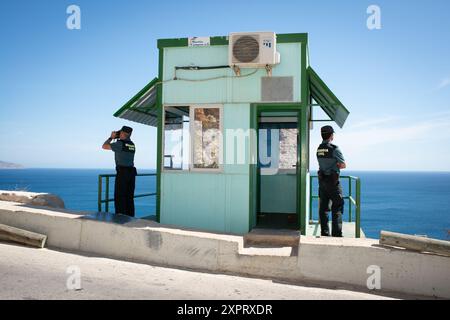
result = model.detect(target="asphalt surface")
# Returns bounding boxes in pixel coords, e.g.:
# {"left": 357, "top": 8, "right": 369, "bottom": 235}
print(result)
{"left": 0, "top": 242, "right": 398, "bottom": 300}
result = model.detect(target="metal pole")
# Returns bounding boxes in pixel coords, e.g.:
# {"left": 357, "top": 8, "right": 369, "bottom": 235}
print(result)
{"left": 348, "top": 177, "right": 352, "bottom": 222}
{"left": 309, "top": 175, "right": 313, "bottom": 222}
{"left": 356, "top": 179, "right": 361, "bottom": 238}
{"left": 98, "top": 175, "right": 102, "bottom": 212}
{"left": 105, "top": 176, "right": 110, "bottom": 213}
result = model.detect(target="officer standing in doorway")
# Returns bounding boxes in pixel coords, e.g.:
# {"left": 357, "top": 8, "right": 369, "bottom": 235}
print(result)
{"left": 102, "top": 126, "right": 137, "bottom": 217}
{"left": 316, "top": 125, "right": 346, "bottom": 237}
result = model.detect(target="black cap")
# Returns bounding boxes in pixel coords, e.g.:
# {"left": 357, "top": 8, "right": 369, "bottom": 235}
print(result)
{"left": 119, "top": 126, "right": 133, "bottom": 134}
{"left": 321, "top": 125, "right": 335, "bottom": 134}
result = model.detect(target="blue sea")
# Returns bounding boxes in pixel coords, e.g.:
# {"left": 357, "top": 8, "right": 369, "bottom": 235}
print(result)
{"left": 0, "top": 169, "right": 449, "bottom": 240}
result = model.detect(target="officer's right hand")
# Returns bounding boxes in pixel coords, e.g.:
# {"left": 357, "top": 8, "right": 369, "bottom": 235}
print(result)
{"left": 110, "top": 131, "right": 116, "bottom": 139}
{"left": 337, "top": 162, "right": 346, "bottom": 169}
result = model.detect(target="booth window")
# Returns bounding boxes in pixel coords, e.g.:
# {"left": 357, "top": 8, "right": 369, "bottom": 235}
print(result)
{"left": 279, "top": 127, "right": 298, "bottom": 169}
{"left": 164, "top": 106, "right": 190, "bottom": 170}
{"left": 258, "top": 122, "right": 297, "bottom": 170}
{"left": 164, "top": 105, "right": 222, "bottom": 171}
{"left": 192, "top": 107, "right": 221, "bottom": 169}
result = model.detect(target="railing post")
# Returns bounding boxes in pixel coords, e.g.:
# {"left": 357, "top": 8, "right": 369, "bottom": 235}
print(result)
{"left": 356, "top": 178, "right": 361, "bottom": 238}
{"left": 105, "top": 176, "right": 110, "bottom": 213}
{"left": 348, "top": 177, "right": 352, "bottom": 222}
{"left": 309, "top": 175, "right": 313, "bottom": 222}
{"left": 98, "top": 175, "right": 102, "bottom": 212}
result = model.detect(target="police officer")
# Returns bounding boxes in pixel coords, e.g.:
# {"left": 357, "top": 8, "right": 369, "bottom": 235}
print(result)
{"left": 316, "top": 125, "right": 346, "bottom": 237}
{"left": 102, "top": 126, "right": 137, "bottom": 217}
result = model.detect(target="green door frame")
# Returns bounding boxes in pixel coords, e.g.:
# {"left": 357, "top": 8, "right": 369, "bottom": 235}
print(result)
{"left": 249, "top": 103, "right": 306, "bottom": 234}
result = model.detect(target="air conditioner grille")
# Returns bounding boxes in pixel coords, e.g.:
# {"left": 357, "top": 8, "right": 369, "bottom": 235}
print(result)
{"left": 232, "top": 35, "right": 260, "bottom": 63}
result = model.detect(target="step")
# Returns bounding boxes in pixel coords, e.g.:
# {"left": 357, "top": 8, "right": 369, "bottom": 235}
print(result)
{"left": 244, "top": 228, "right": 300, "bottom": 247}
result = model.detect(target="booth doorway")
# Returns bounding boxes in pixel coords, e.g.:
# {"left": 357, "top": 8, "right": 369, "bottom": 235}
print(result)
{"left": 256, "top": 110, "right": 299, "bottom": 230}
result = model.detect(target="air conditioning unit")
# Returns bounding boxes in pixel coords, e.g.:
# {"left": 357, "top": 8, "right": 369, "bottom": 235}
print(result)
{"left": 228, "top": 32, "right": 281, "bottom": 68}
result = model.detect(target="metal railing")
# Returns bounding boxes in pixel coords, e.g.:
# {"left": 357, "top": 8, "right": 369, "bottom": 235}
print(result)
{"left": 97, "top": 173, "right": 156, "bottom": 213}
{"left": 309, "top": 175, "right": 361, "bottom": 238}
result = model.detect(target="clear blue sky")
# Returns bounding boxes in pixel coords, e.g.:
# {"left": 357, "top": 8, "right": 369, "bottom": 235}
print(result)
{"left": 1, "top": 0, "right": 449, "bottom": 170}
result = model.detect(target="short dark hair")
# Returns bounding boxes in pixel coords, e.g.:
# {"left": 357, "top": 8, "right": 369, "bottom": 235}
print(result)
{"left": 321, "top": 132, "right": 333, "bottom": 140}
{"left": 320, "top": 125, "right": 334, "bottom": 141}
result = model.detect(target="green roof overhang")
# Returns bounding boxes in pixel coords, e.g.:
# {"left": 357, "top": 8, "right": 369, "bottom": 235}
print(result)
{"left": 157, "top": 33, "right": 308, "bottom": 49}
{"left": 308, "top": 67, "right": 349, "bottom": 128}
{"left": 113, "top": 77, "right": 160, "bottom": 127}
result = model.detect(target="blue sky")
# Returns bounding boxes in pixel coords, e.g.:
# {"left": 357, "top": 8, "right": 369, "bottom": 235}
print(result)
{"left": 0, "top": 0, "right": 449, "bottom": 170}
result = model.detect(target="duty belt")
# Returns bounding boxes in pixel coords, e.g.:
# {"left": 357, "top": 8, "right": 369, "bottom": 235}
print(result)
{"left": 318, "top": 170, "right": 339, "bottom": 182}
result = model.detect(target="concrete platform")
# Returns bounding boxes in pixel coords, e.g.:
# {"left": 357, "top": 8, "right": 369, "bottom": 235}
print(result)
{"left": 244, "top": 228, "right": 300, "bottom": 247}
{"left": 0, "top": 199, "right": 449, "bottom": 299}
{"left": 243, "top": 222, "right": 364, "bottom": 248}
{"left": 306, "top": 221, "right": 365, "bottom": 238}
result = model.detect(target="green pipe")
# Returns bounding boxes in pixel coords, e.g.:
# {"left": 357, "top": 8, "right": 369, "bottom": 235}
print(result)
{"left": 356, "top": 179, "right": 361, "bottom": 238}
{"left": 98, "top": 176, "right": 102, "bottom": 212}
{"left": 309, "top": 175, "right": 313, "bottom": 222}
{"left": 97, "top": 174, "right": 158, "bottom": 214}
{"left": 310, "top": 175, "right": 362, "bottom": 238}
{"left": 134, "top": 193, "right": 157, "bottom": 199}
{"left": 349, "top": 178, "right": 352, "bottom": 222}
{"left": 105, "top": 176, "right": 110, "bottom": 213}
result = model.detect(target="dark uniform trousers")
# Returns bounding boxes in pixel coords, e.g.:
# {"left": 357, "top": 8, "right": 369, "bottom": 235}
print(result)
{"left": 318, "top": 172, "right": 344, "bottom": 237}
{"left": 114, "top": 166, "right": 137, "bottom": 217}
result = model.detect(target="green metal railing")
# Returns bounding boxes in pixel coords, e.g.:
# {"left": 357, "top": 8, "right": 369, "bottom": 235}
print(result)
{"left": 97, "top": 173, "right": 156, "bottom": 213}
{"left": 309, "top": 175, "right": 361, "bottom": 238}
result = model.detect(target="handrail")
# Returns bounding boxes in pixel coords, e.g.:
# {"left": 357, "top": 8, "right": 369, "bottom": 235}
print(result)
{"left": 97, "top": 173, "right": 157, "bottom": 213}
{"left": 309, "top": 175, "right": 361, "bottom": 238}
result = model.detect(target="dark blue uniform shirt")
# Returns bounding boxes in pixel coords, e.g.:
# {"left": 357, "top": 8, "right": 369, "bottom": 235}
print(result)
{"left": 316, "top": 140, "right": 345, "bottom": 175}
{"left": 110, "top": 139, "right": 135, "bottom": 167}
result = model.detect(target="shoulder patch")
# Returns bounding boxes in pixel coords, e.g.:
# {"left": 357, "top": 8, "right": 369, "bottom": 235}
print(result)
{"left": 121, "top": 140, "right": 135, "bottom": 153}
{"left": 317, "top": 143, "right": 334, "bottom": 158}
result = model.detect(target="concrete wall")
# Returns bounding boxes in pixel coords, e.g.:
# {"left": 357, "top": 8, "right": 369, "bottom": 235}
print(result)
{"left": 162, "top": 43, "right": 302, "bottom": 104}
{"left": 1, "top": 201, "right": 449, "bottom": 299}
{"left": 161, "top": 103, "right": 251, "bottom": 234}
{"left": 299, "top": 237, "right": 450, "bottom": 298}
{"left": 161, "top": 171, "right": 250, "bottom": 234}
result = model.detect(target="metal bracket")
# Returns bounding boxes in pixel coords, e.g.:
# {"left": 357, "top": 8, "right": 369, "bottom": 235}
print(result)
{"left": 265, "top": 65, "right": 272, "bottom": 77}
{"left": 232, "top": 65, "right": 241, "bottom": 77}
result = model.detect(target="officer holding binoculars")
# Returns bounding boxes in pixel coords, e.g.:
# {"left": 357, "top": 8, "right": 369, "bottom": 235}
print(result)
{"left": 102, "top": 126, "right": 137, "bottom": 217}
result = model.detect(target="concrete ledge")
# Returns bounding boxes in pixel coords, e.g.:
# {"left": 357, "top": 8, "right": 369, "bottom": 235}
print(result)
{"left": 0, "top": 200, "right": 449, "bottom": 298}
{"left": 0, "top": 190, "right": 65, "bottom": 209}
{"left": 244, "top": 228, "right": 300, "bottom": 247}
{"left": 0, "top": 201, "right": 83, "bottom": 250}
{"left": 298, "top": 237, "right": 450, "bottom": 298}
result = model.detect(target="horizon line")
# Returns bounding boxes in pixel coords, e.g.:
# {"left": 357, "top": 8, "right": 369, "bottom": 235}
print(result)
{"left": 2, "top": 167, "right": 450, "bottom": 173}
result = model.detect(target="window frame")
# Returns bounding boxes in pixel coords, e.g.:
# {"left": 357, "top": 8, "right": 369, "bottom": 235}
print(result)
{"left": 189, "top": 104, "right": 223, "bottom": 173}
{"left": 162, "top": 105, "right": 191, "bottom": 171}
{"left": 162, "top": 104, "right": 223, "bottom": 173}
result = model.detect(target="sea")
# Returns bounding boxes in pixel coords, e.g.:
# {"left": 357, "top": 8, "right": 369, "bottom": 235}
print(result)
{"left": 0, "top": 169, "right": 449, "bottom": 240}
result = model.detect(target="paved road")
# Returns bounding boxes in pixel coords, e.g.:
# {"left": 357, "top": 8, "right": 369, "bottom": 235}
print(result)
{"left": 0, "top": 242, "right": 397, "bottom": 300}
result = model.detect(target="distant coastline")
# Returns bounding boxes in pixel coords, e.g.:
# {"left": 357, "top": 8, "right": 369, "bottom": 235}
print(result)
{"left": 0, "top": 161, "right": 24, "bottom": 169}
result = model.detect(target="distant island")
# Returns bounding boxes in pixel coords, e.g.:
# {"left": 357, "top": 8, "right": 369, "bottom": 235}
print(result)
{"left": 0, "top": 161, "right": 24, "bottom": 169}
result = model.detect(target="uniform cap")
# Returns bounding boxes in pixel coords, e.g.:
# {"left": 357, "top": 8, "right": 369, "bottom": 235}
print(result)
{"left": 119, "top": 126, "right": 133, "bottom": 134}
{"left": 321, "top": 125, "right": 335, "bottom": 134}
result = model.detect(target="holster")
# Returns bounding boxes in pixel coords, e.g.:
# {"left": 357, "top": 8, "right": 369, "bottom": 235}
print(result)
{"left": 330, "top": 171, "right": 339, "bottom": 184}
